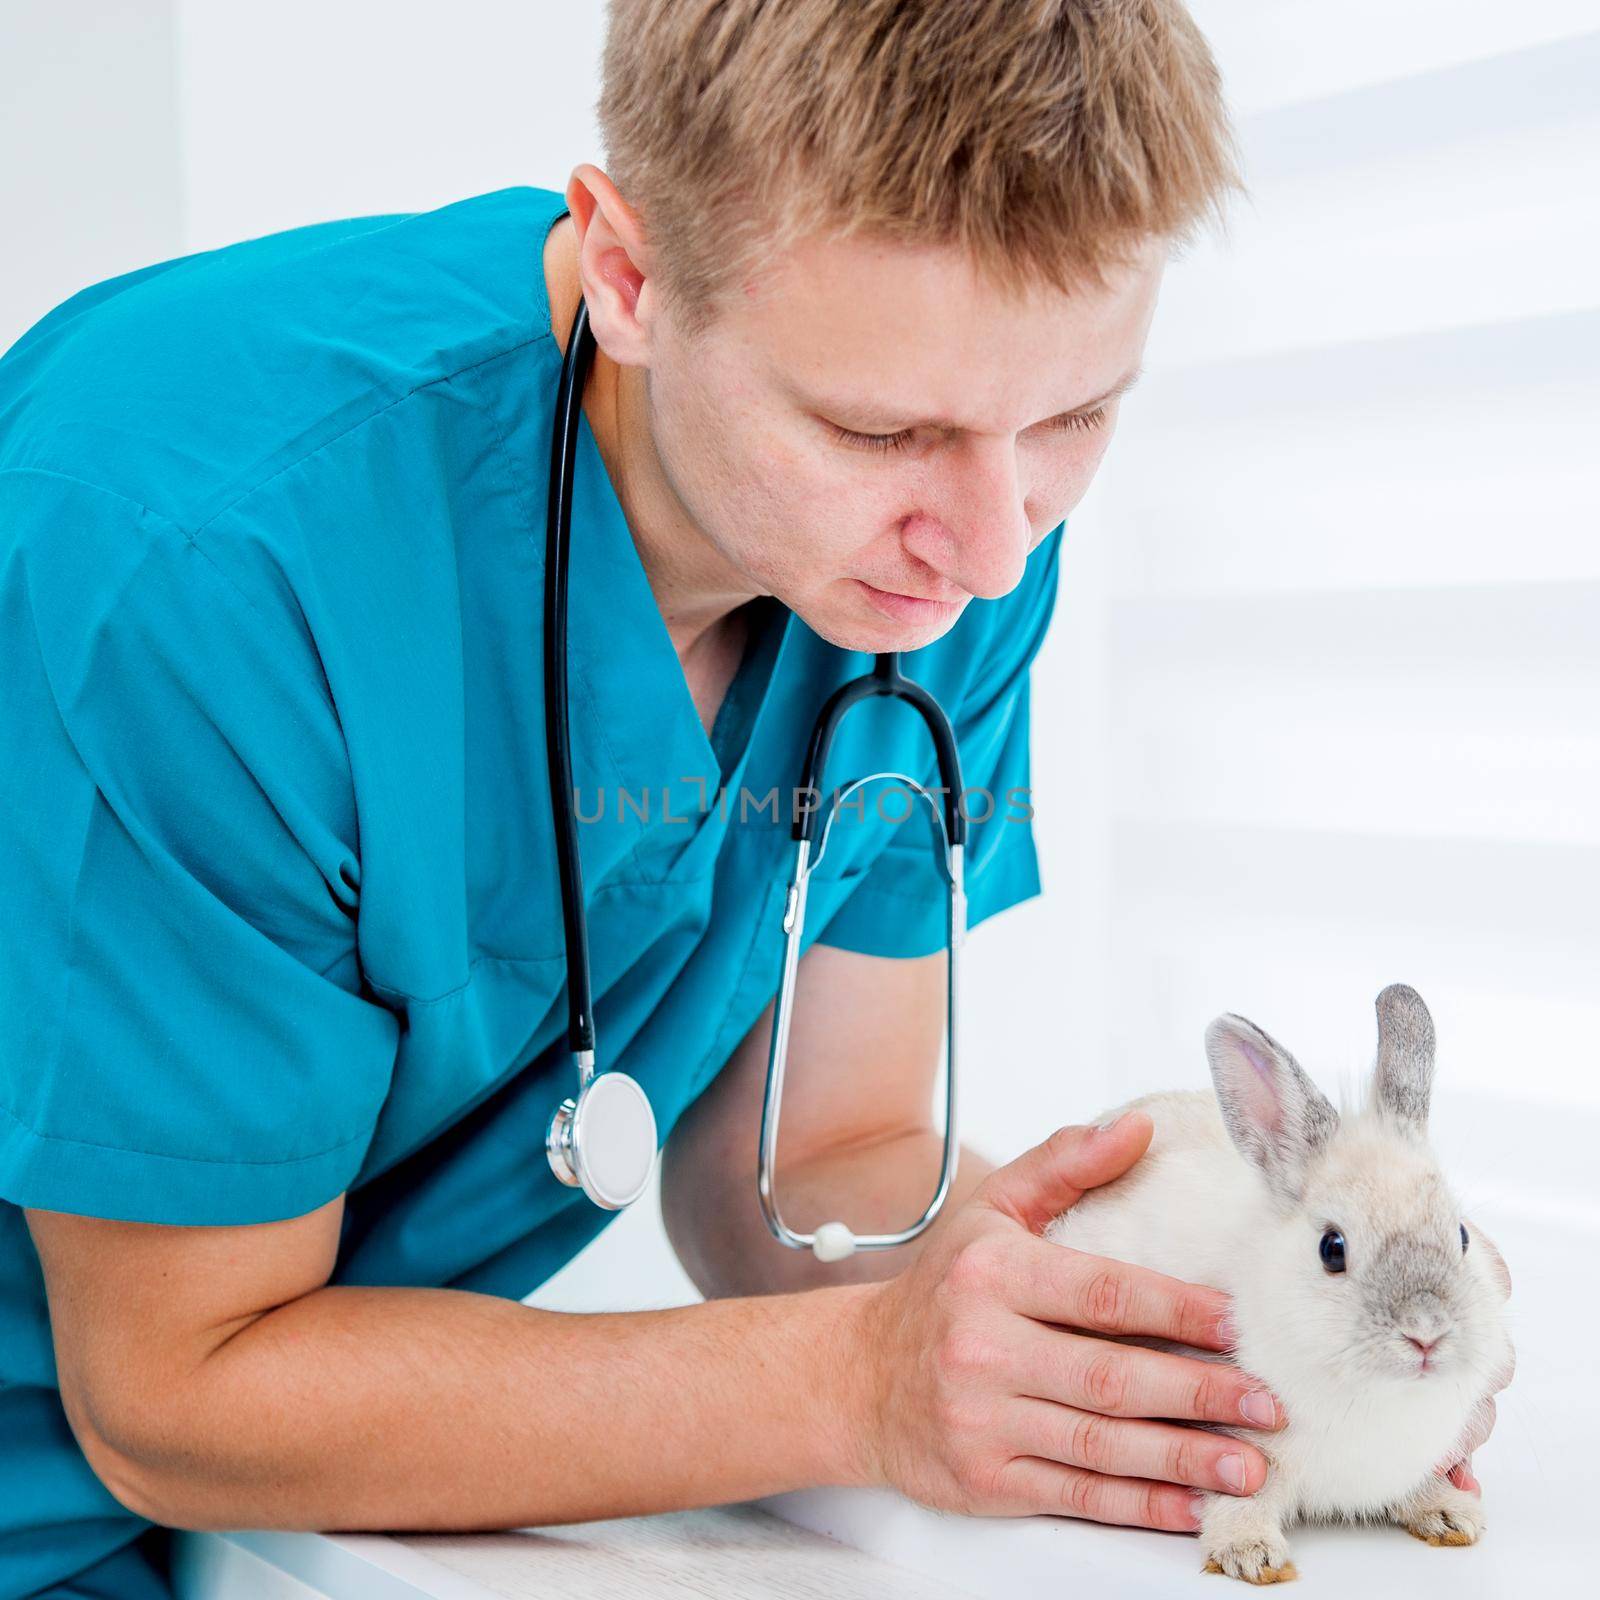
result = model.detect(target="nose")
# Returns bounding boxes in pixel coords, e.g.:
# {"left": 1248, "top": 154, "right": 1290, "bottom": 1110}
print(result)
{"left": 902, "top": 438, "right": 1031, "bottom": 600}
{"left": 1403, "top": 1327, "right": 1449, "bottom": 1370}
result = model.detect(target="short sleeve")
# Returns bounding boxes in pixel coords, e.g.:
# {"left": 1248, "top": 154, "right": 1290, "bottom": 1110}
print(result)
{"left": 0, "top": 470, "right": 398, "bottom": 1224}
{"left": 816, "top": 525, "right": 1063, "bottom": 959}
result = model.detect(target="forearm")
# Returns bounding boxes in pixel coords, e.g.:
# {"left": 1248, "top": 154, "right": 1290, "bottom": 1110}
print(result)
{"left": 103, "top": 1276, "right": 876, "bottom": 1533}
{"left": 670, "top": 1132, "right": 997, "bottom": 1298}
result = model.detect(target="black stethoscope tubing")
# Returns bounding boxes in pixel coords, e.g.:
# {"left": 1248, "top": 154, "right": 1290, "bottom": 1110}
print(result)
{"left": 545, "top": 299, "right": 600, "bottom": 1061}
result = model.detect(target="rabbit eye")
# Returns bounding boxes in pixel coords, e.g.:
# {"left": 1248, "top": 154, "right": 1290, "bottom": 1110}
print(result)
{"left": 1460, "top": 1223, "right": 1469, "bottom": 1254}
{"left": 1319, "top": 1228, "right": 1347, "bottom": 1273}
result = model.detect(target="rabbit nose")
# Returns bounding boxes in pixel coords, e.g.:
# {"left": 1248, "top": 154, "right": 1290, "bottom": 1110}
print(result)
{"left": 1405, "top": 1335, "right": 1440, "bottom": 1355}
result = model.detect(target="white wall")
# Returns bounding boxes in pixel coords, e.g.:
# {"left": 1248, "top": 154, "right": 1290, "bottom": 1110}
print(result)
{"left": 173, "top": 0, "right": 606, "bottom": 252}
{"left": 0, "top": 1, "right": 184, "bottom": 344}
{"left": 4, "top": 2, "right": 1594, "bottom": 1315}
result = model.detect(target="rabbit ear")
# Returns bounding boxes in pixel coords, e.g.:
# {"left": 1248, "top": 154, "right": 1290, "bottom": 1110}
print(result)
{"left": 1206, "top": 1012, "right": 1339, "bottom": 1203}
{"left": 1371, "top": 983, "right": 1436, "bottom": 1133}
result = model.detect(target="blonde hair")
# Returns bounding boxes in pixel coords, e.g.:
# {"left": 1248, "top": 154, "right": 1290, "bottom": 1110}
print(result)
{"left": 598, "top": 0, "right": 1240, "bottom": 333}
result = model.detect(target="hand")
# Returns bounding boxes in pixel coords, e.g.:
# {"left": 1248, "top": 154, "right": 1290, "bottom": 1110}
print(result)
{"left": 849, "top": 1112, "right": 1288, "bottom": 1531}
{"left": 1432, "top": 1222, "right": 1515, "bottom": 1496}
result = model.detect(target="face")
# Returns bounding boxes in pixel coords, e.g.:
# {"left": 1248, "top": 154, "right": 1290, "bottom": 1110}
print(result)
{"left": 638, "top": 228, "right": 1166, "bottom": 652}
{"left": 1280, "top": 1131, "right": 1504, "bottom": 1390}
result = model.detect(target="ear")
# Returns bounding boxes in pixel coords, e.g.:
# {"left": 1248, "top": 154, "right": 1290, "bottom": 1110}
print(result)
{"left": 1205, "top": 1012, "right": 1339, "bottom": 1203}
{"left": 565, "top": 163, "right": 654, "bottom": 365}
{"left": 1371, "top": 983, "right": 1436, "bottom": 1133}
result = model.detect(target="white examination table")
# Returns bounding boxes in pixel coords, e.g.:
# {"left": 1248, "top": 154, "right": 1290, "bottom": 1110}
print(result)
{"left": 171, "top": 1205, "right": 1588, "bottom": 1599}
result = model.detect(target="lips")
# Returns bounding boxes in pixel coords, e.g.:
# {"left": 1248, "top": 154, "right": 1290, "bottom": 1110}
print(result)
{"left": 864, "top": 581, "right": 965, "bottom": 604}
{"left": 855, "top": 579, "right": 967, "bottom": 625}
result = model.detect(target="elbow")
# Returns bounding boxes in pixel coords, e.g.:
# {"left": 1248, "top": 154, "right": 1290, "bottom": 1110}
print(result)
{"left": 80, "top": 1433, "right": 177, "bottom": 1527}
{"left": 59, "top": 1378, "right": 207, "bottom": 1530}
{"left": 69, "top": 1414, "right": 179, "bottom": 1527}
{"left": 660, "top": 1174, "right": 721, "bottom": 1298}
{"left": 660, "top": 1145, "right": 745, "bottom": 1299}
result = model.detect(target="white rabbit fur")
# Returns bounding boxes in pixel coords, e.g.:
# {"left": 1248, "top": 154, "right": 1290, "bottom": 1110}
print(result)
{"left": 1042, "top": 984, "right": 1513, "bottom": 1583}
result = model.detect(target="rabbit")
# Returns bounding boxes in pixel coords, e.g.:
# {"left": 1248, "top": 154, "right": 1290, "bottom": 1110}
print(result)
{"left": 1042, "top": 983, "right": 1514, "bottom": 1584}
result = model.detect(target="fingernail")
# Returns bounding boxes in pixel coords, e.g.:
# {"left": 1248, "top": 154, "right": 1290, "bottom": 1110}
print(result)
{"left": 1239, "top": 1390, "right": 1277, "bottom": 1427}
{"left": 1216, "top": 1310, "right": 1239, "bottom": 1347}
{"left": 1090, "top": 1111, "right": 1131, "bottom": 1138}
{"left": 1186, "top": 1492, "right": 1207, "bottom": 1530}
{"left": 1217, "top": 1453, "right": 1248, "bottom": 1492}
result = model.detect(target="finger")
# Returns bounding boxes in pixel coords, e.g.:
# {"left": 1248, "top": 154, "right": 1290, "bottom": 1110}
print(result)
{"left": 1434, "top": 1395, "right": 1496, "bottom": 1478}
{"left": 1461, "top": 1394, "right": 1496, "bottom": 1455}
{"left": 1013, "top": 1396, "right": 1269, "bottom": 1498}
{"left": 1018, "top": 1321, "right": 1286, "bottom": 1433}
{"left": 1447, "top": 1458, "right": 1481, "bottom": 1497}
{"left": 1489, "top": 1348, "right": 1516, "bottom": 1393}
{"left": 1469, "top": 1221, "right": 1512, "bottom": 1300}
{"left": 1436, "top": 1395, "right": 1494, "bottom": 1470}
{"left": 994, "top": 1455, "right": 1204, "bottom": 1532}
{"left": 977, "top": 1114, "right": 1154, "bottom": 1236}
{"left": 1013, "top": 1234, "right": 1237, "bottom": 1354}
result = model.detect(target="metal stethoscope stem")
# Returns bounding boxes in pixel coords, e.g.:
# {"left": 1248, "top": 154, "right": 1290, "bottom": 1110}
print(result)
{"left": 758, "top": 649, "right": 969, "bottom": 1261}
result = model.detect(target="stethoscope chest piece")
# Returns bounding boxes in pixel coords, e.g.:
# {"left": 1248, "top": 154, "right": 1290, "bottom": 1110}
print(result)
{"left": 546, "top": 1068, "right": 658, "bottom": 1210}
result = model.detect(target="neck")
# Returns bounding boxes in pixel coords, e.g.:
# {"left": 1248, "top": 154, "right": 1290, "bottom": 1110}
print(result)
{"left": 544, "top": 217, "right": 757, "bottom": 668}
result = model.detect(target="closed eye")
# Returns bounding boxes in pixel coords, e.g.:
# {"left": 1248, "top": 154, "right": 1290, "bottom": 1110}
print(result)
{"left": 826, "top": 405, "right": 1110, "bottom": 455}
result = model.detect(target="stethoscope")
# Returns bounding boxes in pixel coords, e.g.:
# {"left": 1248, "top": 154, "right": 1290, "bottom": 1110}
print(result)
{"left": 542, "top": 297, "right": 967, "bottom": 1261}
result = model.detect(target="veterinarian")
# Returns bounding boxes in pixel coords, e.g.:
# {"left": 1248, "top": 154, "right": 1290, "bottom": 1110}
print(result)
{"left": 0, "top": 4, "right": 1502, "bottom": 1597}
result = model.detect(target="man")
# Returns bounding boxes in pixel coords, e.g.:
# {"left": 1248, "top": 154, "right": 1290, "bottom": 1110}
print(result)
{"left": 0, "top": 3, "right": 1500, "bottom": 1596}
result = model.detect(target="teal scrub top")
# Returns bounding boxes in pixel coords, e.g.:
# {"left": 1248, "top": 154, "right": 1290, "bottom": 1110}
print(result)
{"left": 0, "top": 184, "right": 1063, "bottom": 1599}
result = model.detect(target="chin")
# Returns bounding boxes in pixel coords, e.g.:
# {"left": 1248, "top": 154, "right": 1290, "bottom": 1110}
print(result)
{"left": 802, "top": 613, "right": 966, "bottom": 656}
{"left": 812, "top": 585, "right": 960, "bottom": 652}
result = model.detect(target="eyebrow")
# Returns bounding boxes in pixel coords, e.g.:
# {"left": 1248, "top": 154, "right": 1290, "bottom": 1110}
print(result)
{"left": 806, "top": 366, "right": 1144, "bottom": 435}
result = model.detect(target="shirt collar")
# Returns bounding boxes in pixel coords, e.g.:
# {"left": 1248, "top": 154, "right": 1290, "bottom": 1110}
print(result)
{"left": 563, "top": 409, "right": 797, "bottom": 878}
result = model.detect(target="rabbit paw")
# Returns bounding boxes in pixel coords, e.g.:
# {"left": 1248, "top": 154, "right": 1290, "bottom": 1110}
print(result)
{"left": 1202, "top": 1539, "right": 1299, "bottom": 1584}
{"left": 1396, "top": 1481, "right": 1485, "bottom": 1548}
{"left": 1197, "top": 1485, "right": 1297, "bottom": 1582}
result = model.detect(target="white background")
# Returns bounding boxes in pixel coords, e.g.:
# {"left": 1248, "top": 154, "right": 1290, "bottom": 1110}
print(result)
{"left": 3, "top": 1, "right": 1597, "bottom": 1327}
